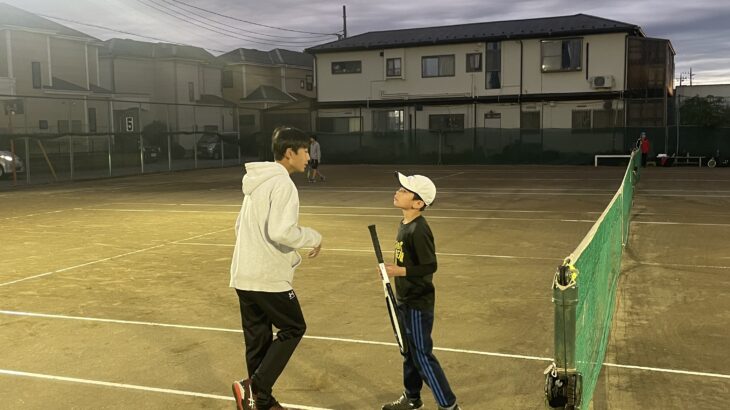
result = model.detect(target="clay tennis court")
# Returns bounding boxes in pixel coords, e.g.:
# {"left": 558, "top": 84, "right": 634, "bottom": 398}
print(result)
{"left": 1, "top": 165, "right": 728, "bottom": 409}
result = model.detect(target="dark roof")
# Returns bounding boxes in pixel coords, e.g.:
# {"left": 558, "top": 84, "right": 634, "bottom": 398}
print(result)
{"left": 100, "top": 38, "right": 217, "bottom": 63}
{"left": 218, "top": 48, "right": 313, "bottom": 68}
{"left": 242, "top": 85, "right": 295, "bottom": 103}
{"left": 44, "top": 77, "right": 88, "bottom": 92}
{"left": 197, "top": 94, "right": 237, "bottom": 107}
{"left": 307, "top": 13, "right": 643, "bottom": 53}
{"left": 0, "top": 3, "right": 98, "bottom": 40}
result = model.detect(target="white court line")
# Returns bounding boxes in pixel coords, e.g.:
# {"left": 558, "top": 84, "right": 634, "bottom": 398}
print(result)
{"left": 602, "top": 363, "right": 730, "bottom": 380}
{"left": 0, "top": 209, "right": 72, "bottom": 221}
{"left": 432, "top": 172, "right": 465, "bottom": 180}
{"left": 79, "top": 208, "right": 596, "bottom": 224}
{"left": 297, "top": 189, "right": 615, "bottom": 196}
{"left": 0, "top": 228, "right": 231, "bottom": 288}
{"left": 636, "top": 261, "right": 730, "bottom": 270}
{"left": 0, "top": 310, "right": 553, "bottom": 363}
{"left": 172, "top": 244, "right": 558, "bottom": 261}
{"left": 0, "top": 369, "right": 332, "bottom": 410}
{"left": 2, "top": 310, "right": 729, "bottom": 381}
{"left": 108, "top": 202, "right": 604, "bottom": 215}
{"left": 640, "top": 193, "right": 730, "bottom": 198}
{"left": 634, "top": 221, "right": 730, "bottom": 227}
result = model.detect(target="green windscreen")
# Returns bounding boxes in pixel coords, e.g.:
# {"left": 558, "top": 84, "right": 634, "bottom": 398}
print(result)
{"left": 568, "top": 151, "right": 640, "bottom": 407}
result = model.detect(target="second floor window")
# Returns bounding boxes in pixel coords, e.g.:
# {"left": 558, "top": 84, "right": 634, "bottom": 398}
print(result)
{"left": 466, "top": 53, "right": 482, "bottom": 72}
{"left": 386, "top": 58, "right": 401, "bottom": 77}
{"left": 541, "top": 38, "right": 582, "bottom": 72}
{"left": 486, "top": 42, "right": 501, "bottom": 89}
{"left": 332, "top": 61, "right": 362, "bottom": 74}
{"left": 422, "top": 55, "right": 455, "bottom": 78}
{"left": 188, "top": 82, "right": 195, "bottom": 102}
{"left": 222, "top": 71, "right": 233, "bottom": 88}
{"left": 32, "top": 62, "right": 42, "bottom": 89}
{"left": 305, "top": 74, "right": 313, "bottom": 91}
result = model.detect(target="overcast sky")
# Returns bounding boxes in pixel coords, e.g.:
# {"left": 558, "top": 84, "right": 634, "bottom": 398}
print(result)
{"left": 5, "top": 0, "right": 730, "bottom": 85}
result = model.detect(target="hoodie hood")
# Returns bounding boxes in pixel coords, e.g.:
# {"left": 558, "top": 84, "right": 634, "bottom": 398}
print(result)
{"left": 242, "top": 162, "right": 288, "bottom": 195}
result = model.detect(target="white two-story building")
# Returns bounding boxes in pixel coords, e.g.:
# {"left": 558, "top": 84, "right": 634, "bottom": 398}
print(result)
{"left": 307, "top": 14, "right": 674, "bottom": 162}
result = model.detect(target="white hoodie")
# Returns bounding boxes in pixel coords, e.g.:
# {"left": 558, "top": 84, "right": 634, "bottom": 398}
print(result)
{"left": 230, "top": 162, "right": 322, "bottom": 292}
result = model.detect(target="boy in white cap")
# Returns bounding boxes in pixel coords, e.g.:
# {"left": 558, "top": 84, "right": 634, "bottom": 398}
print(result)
{"left": 380, "top": 172, "right": 460, "bottom": 410}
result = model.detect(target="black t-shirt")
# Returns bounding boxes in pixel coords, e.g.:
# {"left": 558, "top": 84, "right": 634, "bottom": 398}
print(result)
{"left": 393, "top": 215, "right": 437, "bottom": 310}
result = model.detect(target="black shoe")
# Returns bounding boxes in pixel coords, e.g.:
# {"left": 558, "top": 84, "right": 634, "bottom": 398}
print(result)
{"left": 382, "top": 394, "right": 424, "bottom": 410}
{"left": 232, "top": 379, "right": 257, "bottom": 410}
{"left": 438, "top": 404, "right": 461, "bottom": 410}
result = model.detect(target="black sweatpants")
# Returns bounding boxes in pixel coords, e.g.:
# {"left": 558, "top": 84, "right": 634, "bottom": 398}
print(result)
{"left": 236, "top": 288, "right": 306, "bottom": 403}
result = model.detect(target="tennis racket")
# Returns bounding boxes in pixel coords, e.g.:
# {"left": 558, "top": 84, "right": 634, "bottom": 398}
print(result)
{"left": 368, "top": 224, "right": 408, "bottom": 355}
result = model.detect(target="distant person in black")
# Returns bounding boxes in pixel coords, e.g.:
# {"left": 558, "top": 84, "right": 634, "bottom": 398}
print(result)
{"left": 379, "top": 172, "right": 460, "bottom": 410}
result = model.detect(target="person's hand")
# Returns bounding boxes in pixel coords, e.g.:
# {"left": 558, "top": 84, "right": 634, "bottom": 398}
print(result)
{"left": 384, "top": 263, "right": 406, "bottom": 277}
{"left": 308, "top": 243, "right": 322, "bottom": 258}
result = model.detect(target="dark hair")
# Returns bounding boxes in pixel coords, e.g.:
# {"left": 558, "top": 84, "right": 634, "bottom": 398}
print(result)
{"left": 404, "top": 188, "right": 427, "bottom": 211}
{"left": 310, "top": 135, "right": 318, "bottom": 141}
{"left": 272, "top": 126, "right": 309, "bottom": 160}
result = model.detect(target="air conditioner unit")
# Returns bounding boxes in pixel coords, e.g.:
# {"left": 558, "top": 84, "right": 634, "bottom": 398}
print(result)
{"left": 589, "top": 75, "right": 614, "bottom": 89}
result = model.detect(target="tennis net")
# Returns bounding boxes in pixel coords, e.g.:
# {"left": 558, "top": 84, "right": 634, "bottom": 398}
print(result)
{"left": 546, "top": 150, "right": 641, "bottom": 408}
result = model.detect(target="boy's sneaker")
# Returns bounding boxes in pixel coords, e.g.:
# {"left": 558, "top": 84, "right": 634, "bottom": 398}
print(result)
{"left": 232, "top": 379, "right": 257, "bottom": 410}
{"left": 438, "top": 404, "right": 461, "bottom": 410}
{"left": 382, "top": 394, "right": 424, "bottom": 410}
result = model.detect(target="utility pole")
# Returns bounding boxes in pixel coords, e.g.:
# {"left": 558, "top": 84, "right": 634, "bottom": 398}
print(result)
{"left": 342, "top": 5, "right": 347, "bottom": 38}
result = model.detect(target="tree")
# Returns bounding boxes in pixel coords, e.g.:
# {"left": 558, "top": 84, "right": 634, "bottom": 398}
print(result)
{"left": 679, "top": 95, "right": 730, "bottom": 128}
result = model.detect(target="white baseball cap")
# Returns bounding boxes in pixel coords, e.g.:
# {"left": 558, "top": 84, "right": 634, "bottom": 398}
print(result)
{"left": 396, "top": 172, "right": 436, "bottom": 206}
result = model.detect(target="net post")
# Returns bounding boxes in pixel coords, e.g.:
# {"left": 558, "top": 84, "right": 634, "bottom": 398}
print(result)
{"left": 545, "top": 261, "right": 582, "bottom": 409}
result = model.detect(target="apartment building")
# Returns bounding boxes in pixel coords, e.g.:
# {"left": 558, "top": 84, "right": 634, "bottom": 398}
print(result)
{"left": 219, "top": 48, "right": 315, "bottom": 135}
{"left": 0, "top": 2, "right": 111, "bottom": 136}
{"left": 306, "top": 14, "right": 674, "bottom": 161}
{"left": 99, "top": 38, "right": 236, "bottom": 143}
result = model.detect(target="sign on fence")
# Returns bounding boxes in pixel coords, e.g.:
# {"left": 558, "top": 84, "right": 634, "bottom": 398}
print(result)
{"left": 125, "top": 117, "right": 134, "bottom": 132}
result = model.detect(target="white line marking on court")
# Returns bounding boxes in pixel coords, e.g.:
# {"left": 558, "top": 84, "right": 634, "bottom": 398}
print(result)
{"left": 641, "top": 193, "right": 730, "bottom": 198}
{"left": 0, "top": 369, "right": 332, "bottom": 410}
{"left": 3, "top": 310, "right": 729, "bottom": 381}
{"left": 636, "top": 261, "right": 730, "bottom": 270}
{"left": 602, "top": 363, "right": 730, "bottom": 380}
{"left": 77, "top": 208, "right": 596, "bottom": 224}
{"left": 109, "top": 202, "right": 604, "bottom": 215}
{"left": 634, "top": 221, "right": 730, "bottom": 227}
{"left": 432, "top": 172, "right": 465, "bottom": 180}
{"left": 0, "top": 209, "right": 72, "bottom": 221}
{"left": 297, "top": 189, "right": 614, "bottom": 196}
{"left": 82, "top": 208, "right": 238, "bottom": 214}
{"left": 0, "top": 228, "right": 231, "bottom": 288}
{"left": 171, "top": 244, "right": 558, "bottom": 261}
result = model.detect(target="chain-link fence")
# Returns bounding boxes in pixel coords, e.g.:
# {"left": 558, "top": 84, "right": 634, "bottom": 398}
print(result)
{"left": 0, "top": 95, "right": 257, "bottom": 187}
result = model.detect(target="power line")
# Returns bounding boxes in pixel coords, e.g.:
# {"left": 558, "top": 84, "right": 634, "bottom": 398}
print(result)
{"left": 135, "top": 0, "right": 329, "bottom": 48}
{"left": 38, "top": 13, "right": 229, "bottom": 54}
{"left": 170, "top": 0, "right": 341, "bottom": 36}
{"left": 148, "top": 0, "right": 333, "bottom": 43}
{"left": 160, "top": 0, "right": 335, "bottom": 40}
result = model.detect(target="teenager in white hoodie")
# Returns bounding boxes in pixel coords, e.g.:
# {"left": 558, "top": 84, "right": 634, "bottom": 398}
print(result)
{"left": 231, "top": 126, "right": 323, "bottom": 410}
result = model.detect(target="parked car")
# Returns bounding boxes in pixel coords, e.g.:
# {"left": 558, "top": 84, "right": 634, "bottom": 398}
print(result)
{"left": 196, "top": 133, "right": 239, "bottom": 160}
{"left": 0, "top": 150, "right": 24, "bottom": 178}
{"left": 137, "top": 140, "right": 161, "bottom": 163}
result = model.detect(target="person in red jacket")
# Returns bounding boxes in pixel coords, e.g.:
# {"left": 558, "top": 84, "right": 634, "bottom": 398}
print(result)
{"left": 640, "top": 132, "right": 650, "bottom": 167}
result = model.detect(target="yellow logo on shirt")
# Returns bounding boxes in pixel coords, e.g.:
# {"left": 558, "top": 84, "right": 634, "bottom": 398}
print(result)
{"left": 394, "top": 240, "right": 404, "bottom": 263}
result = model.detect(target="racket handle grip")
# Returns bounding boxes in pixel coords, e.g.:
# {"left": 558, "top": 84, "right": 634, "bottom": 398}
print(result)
{"left": 368, "top": 224, "right": 385, "bottom": 264}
